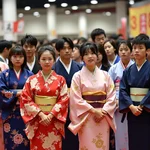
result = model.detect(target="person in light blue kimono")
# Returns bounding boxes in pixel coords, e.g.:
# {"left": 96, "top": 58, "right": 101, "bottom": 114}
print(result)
{"left": 0, "top": 45, "right": 33, "bottom": 150}
{"left": 109, "top": 40, "right": 134, "bottom": 150}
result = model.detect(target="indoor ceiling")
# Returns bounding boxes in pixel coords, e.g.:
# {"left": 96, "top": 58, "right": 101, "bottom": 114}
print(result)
{"left": 0, "top": 0, "right": 144, "bottom": 9}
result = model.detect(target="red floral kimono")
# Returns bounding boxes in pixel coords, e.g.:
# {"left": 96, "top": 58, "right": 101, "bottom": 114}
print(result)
{"left": 20, "top": 70, "right": 69, "bottom": 150}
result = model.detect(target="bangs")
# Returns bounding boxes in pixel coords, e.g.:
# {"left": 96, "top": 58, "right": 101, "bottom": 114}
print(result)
{"left": 10, "top": 47, "right": 24, "bottom": 56}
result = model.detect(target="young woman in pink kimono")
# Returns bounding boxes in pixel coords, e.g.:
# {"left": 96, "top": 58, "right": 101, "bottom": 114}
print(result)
{"left": 0, "top": 62, "right": 8, "bottom": 150}
{"left": 69, "top": 42, "right": 117, "bottom": 150}
{"left": 20, "top": 46, "right": 69, "bottom": 150}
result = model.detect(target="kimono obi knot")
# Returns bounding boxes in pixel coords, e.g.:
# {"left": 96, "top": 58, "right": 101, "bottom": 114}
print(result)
{"left": 35, "top": 95, "right": 57, "bottom": 112}
{"left": 82, "top": 91, "right": 106, "bottom": 108}
{"left": 130, "top": 88, "right": 149, "bottom": 102}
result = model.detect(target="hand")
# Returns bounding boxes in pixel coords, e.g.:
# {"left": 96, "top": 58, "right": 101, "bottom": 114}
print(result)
{"left": 38, "top": 112, "right": 51, "bottom": 126}
{"left": 17, "top": 91, "right": 22, "bottom": 97}
{"left": 3, "top": 91, "right": 13, "bottom": 99}
{"left": 129, "top": 105, "right": 142, "bottom": 116}
{"left": 48, "top": 113, "right": 54, "bottom": 121}
{"left": 91, "top": 108, "right": 107, "bottom": 118}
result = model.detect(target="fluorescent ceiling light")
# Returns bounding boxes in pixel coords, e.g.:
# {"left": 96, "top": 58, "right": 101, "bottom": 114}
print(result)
{"left": 65, "top": 10, "right": 71, "bottom": 15}
{"left": 33, "top": 12, "right": 40, "bottom": 17}
{"left": 18, "top": 13, "right": 24, "bottom": 18}
{"left": 105, "top": 12, "right": 111, "bottom": 16}
{"left": 86, "top": 9, "right": 92, "bottom": 13}
{"left": 61, "top": 3, "right": 68, "bottom": 7}
{"left": 129, "top": 0, "right": 135, "bottom": 5}
{"left": 44, "top": 3, "right": 50, "bottom": 8}
{"left": 24, "top": 6, "right": 31, "bottom": 11}
{"left": 90, "top": 0, "right": 98, "bottom": 5}
{"left": 48, "top": 0, "right": 56, "bottom": 2}
{"left": 71, "top": 6, "right": 78, "bottom": 10}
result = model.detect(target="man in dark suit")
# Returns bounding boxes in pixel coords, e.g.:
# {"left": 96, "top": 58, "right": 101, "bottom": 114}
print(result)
{"left": 21, "top": 34, "right": 41, "bottom": 74}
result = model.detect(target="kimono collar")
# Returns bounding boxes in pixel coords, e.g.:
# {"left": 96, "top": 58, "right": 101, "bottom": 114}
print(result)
{"left": 120, "top": 59, "right": 132, "bottom": 69}
{"left": 27, "top": 56, "right": 36, "bottom": 71}
{"left": 59, "top": 58, "right": 72, "bottom": 74}
{"left": 136, "top": 59, "right": 147, "bottom": 71}
{"left": 109, "top": 55, "right": 118, "bottom": 66}
{"left": 41, "top": 70, "right": 53, "bottom": 81}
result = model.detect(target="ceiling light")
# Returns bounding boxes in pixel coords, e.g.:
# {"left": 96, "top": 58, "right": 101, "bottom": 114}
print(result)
{"left": 129, "top": 0, "right": 134, "bottom": 5}
{"left": 105, "top": 12, "right": 111, "bottom": 16}
{"left": 90, "top": 0, "right": 98, "bottom": 5}
{"left": 86, "top": 9, "right": 92, "bottom": 13}
{"left": 18, "top": 13, "right": 24, "bottom": 18}
{"left": 65, "top": 10, "right": 71, "bottom": 15}
{"left": 33, "top": 12, "right": 40, "bottom": 17}
{"left": 61, "top": 3, "right": 68, "bottom": 7}
{"left": 44, "top": 3, "right": 50, "bottom": 8}
{"left": 48, "top": 0, "right": 56, "bottom": 2}
{"left": 71, "top": 6, "right": 78, "bottom": 10}
{"left": 24, "top": 6, "right": 31, "bottom": 11}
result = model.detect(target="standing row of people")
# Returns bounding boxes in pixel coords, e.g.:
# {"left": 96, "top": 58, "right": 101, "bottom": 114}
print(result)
{"left": 0, "top": 31, "right": 149, "bottom": 150}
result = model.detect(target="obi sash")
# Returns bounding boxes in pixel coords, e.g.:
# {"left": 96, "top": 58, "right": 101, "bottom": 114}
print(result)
{"left": 35, "top": 95, "right": 57, "bottom": 112}
{"left": 82, "top": 91, "right": 106, "bottom": 108}
{"left": 130, "top": 88, "right": 149, "bottom": 102}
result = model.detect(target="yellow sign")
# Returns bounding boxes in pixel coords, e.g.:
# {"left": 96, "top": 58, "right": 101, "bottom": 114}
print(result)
{"left": 129, "top": 3, "right": 150, "bottom": 37}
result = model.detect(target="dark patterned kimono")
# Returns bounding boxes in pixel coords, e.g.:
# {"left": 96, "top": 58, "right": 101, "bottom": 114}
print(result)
{"left": 119, "top": 61, "right": 150, "bottom": 150}
{"left": 0, "top": 68, "right": 33, "bottom": 150}
{"left": 53, "top": 59, "right": 82, "bottom": 150}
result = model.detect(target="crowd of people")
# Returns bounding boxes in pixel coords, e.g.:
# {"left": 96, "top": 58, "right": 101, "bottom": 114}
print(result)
{"left": 0, "top": 28, "right": 149, "bottom": 150}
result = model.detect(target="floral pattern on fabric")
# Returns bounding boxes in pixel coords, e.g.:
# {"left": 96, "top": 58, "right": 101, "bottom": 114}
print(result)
{"left": 20, "top": 70, "right": 69, "bottom": 150}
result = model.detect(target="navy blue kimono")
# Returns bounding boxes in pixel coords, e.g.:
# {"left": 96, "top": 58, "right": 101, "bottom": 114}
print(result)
{"left": 119, "top": 61, "right": 150, "bottom": 150}
{"left": 0, "top": 68, "right": 33, "bottom": 150}
{"left": 53, "top": 59, "right": 82, "bottom": 150}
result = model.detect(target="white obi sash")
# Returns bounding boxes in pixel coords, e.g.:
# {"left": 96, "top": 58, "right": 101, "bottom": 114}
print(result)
{"left": 130, "top": 88, "right": 149, "bottom": 102}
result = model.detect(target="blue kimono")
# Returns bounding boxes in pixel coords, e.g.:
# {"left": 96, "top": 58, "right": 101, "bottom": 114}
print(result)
{"left": 119, "top": 60, "right": 150, "bottom": 150}
{"left": 0, "top": 68, "right": 33, "bottom": 150}
{"left": 53, "top": 59, "right": 82, "bottom": 150}
{"left": 53, "top": 59, "right": 82, "bottom": 88}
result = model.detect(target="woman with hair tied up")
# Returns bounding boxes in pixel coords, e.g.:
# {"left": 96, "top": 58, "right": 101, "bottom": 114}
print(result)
{"left": 20, "top": 45, "right": 69, "bottom": 150}
{"left": 69, "top": 42, "right": 116, "bottom": 150}
{"left": 0, "top": 45, "right": 33, "bottom": 150}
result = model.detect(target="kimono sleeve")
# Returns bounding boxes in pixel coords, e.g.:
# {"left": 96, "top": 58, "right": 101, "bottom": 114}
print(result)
{"left": 50, "top": 76, "right": 69, "bottom": 123}
{"left": 140, "top": 92, "right": 150, "bottom": 111}
{"left": 68, "top": 72, "right": 92, "bottom": 135}
{"left": 70, "top": 72, "right": 93, "bottom": 118}
{"left": 102, "top": 72, "right": 117, "bottom": 118}
{"left": 119, "top": 70, "right": 133, "bottom": 113}
{"left": 140, "top": 78, "right": 150, "bottom": 111}
{"left": 0, "top": 71, "right": 17, "bottom": 109}
{"left": 20, "top": 77, "right": 41, "bottom": 124}
{"left": 108, "top": 66, "right": 115, "bottom": 81}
